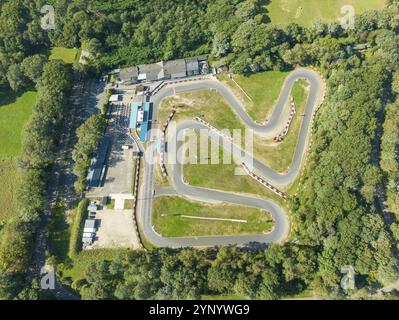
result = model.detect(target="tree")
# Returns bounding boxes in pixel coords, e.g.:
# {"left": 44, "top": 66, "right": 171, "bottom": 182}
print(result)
{"left": 391, "top": 70, "right": 399, "bottom": 94}
{"left": 6, "top": 64, "right": 28, "bottom": 91}
{"left": 256, "top": 269, "right": 280, "bottom": 300}
{"left": 212, "top": 33, "right": 230, "bottom": 58}
{"left": 235, "top": 0, "right": 260, "bottom": 22}
{"left": 72, "top": 114, "right": 106, "bottom": 192}
{"left": 21, "top": 54, "right": 47, "bottom": 83}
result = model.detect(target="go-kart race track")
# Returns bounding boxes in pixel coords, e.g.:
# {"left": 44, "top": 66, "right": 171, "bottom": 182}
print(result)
{"left": 138, "top": 69, "right": 325, "bottom": 248}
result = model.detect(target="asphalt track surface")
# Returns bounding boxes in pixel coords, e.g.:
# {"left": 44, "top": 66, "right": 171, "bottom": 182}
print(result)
{"left": 138, "top": 69, "right": 324, "bottom": 248}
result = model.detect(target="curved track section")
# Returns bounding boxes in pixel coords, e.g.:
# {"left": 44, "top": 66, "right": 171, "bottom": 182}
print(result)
{"left": 139, "top": 69, "right": 324, "bottom": 248}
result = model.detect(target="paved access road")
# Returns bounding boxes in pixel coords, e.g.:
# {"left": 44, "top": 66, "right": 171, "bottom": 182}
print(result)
{"left": 138, "top": 69, "right": 325, "bottom": 248}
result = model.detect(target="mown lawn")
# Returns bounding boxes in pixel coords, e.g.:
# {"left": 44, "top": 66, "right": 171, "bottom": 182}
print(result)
{"left": 0, "top": 91, "right": 37, "bottom": 157}
{"left": 158, "top": 89, "right": 244, "bottom": 132}
{"left": 266, "top": 0, "right": 386, "bottom": 27}
{"left": 50, "top": 47, "right": 80, "bottom": 64}
{"left": 152, "top": 196, "right": 273, "bottom": 237}
{"left": 218, "top": 71, "right": 289, "bottom": 122}
{"left": 0, "top": 91, "right": 36, "bottom": 221}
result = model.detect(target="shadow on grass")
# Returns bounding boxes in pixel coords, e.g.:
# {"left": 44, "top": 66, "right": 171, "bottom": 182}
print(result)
{"left": 47, "top": 201, "right": 73, "bottom": 265}
{"left": 0, "top": 86, "right": 36, "bottom": 109}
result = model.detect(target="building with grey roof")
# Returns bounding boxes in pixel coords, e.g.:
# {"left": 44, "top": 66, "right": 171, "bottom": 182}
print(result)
{"left": 116, "top": 55, "right": 208, "bottom": 84}
{"left": 186, "top": 57, "right": 200, "bottom": 76}
{"left": 137, "top": 61, "right": 164, "bottom": 82}
{"left": 118, "top": 66, "right": 139, "bottom": 84}
{"left": 164, "top": 59, "right": 187, "bottom": 79}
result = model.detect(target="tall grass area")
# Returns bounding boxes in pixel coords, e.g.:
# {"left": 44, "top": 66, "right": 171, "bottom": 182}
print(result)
{"left": 0, "top": 91, "right": 36, "bottom": 222}
{"left": 267, "top": 0, "right": 386, "bottom": 27}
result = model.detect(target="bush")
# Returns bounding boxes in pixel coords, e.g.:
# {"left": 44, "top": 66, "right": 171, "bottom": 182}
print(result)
{"left": 68, "top": 199, "right": 89, "bottom": 258}
{"left": 101, "top": 89, "right": 113, "bottom": 115}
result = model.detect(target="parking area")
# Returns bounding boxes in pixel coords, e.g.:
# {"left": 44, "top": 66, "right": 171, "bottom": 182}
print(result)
{"left": 92, "top": 209, "right": 140, "bottom": 249}
{"left": 86, "top": 102, "right": 135, "bottom": 198}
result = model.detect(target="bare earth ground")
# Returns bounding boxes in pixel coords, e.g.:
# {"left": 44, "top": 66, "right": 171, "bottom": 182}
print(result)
{"left": 93, "top": 209, "right": 140, "bottom": 249}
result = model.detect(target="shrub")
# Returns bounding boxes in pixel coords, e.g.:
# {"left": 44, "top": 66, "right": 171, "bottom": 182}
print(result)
{"left": 68, "top": 199, "right": 89, "bottom": 258}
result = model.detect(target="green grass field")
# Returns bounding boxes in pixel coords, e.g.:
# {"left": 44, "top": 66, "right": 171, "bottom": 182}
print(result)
{"left": 152, "top": 196, "right": 273, "bottom": 237}
{"left": 218, "top": 71, "right": 289, "bottom": 122}
{"left": 0, "top": 91, "right": 36, "bottom": 221}
{"left": 158, "top": 89, "right": 244, "bottom": 132}
{"left": 183, "top": 143, "right": 288, "bottom": 208}
{"left": 50, "top": 47, "right": 80, "bottom": 64}
{"left": 0, "top": 91, "right": 37, "bottom": 157}
{"left": 266, "top": 0, "right": 386, "bottom": 27}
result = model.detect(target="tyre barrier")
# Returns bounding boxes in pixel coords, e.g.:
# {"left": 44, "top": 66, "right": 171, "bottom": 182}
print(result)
{"left": 132, "top": 157, "right": 145, "bottom": 250}
{"left": 242, "top": 162, "right": 288, "bottom": 200}
{"left": 160, "top": 110, "right": 176, "bottom": 177}
{"left": 273, "top": 97, "right": 296, "bottom": 142}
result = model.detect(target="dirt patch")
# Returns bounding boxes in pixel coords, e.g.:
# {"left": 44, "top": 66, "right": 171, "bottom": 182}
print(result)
{"left": 93, "top": 209, "right": 140, "bottom": 249}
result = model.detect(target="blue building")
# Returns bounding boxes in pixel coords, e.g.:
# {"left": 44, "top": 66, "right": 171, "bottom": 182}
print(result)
{"left": 139, "top": 102, "right": 153, "bottom": 142}
{"left": 129, "top": 102, "right": 141, "bottom": 129}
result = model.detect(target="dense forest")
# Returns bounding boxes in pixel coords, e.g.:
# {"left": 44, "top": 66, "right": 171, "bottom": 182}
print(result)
{"left": 0, "top": 0, "right": 399, "bottom": 299}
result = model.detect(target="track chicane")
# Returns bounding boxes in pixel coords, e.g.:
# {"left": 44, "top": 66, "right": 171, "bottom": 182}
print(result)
{"left": 273, "top": 96, "right": 296, "bottom": 142}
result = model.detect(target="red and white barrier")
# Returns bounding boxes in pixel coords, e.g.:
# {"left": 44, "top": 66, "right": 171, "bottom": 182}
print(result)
{"left": 242, "top": 162, "right": 288, "bottom": 200}
{"left": 194, "top": 116, "right": 233, "bottom": 142}
{"left": 273, "top": 97, "right": 296, "bottom": 142}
